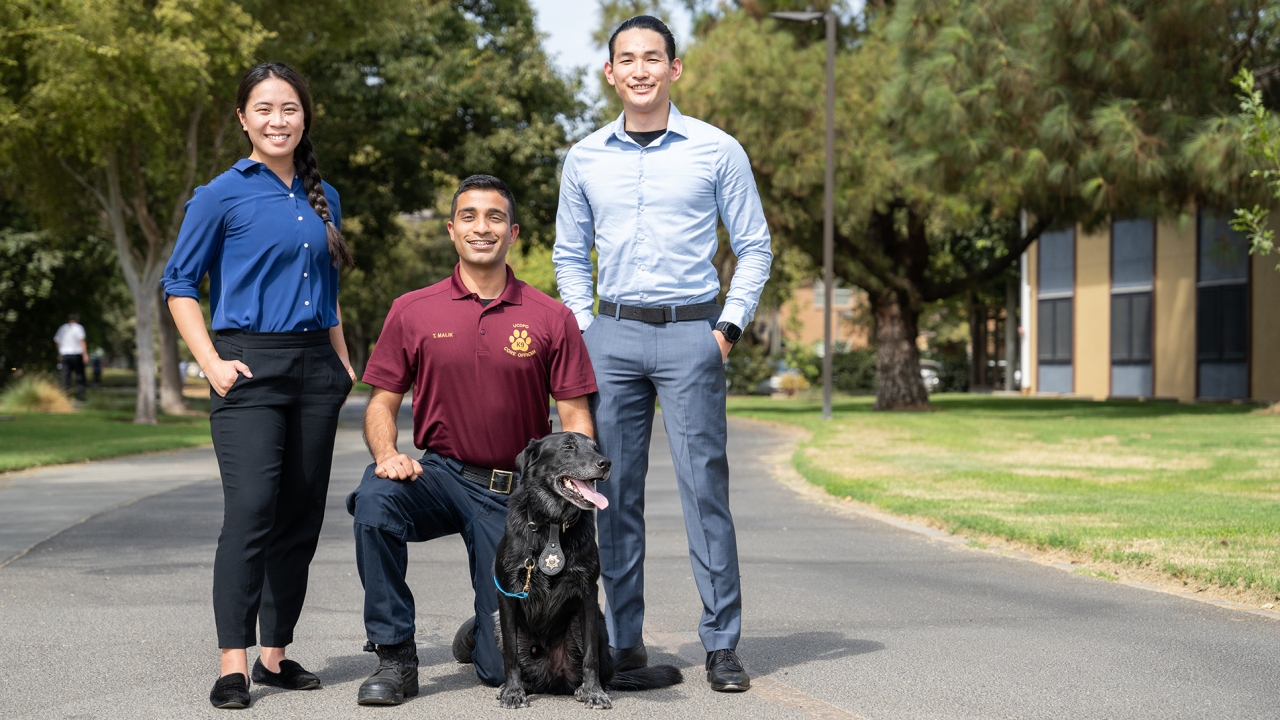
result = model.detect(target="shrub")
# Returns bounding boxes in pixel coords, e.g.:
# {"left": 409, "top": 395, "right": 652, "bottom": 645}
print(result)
{"left": 725, "top": 343, "right": 776, "bottom": 395}
{"left": 785, "top": 343, "right": 879, "bottom": 394}
{"left": 778, "top": 371, "right": 810, "bottom": 396}
{"left": 0, "top": 375, "right": 74, "bottom": 413}
{"left": 833, "top": 348, "right": 877, "bottom": 394}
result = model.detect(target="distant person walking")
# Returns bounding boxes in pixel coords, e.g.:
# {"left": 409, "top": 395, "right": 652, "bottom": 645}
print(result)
{"left": 163, "top": 62, "right": 356, "bottom": 710}
{"left": 54, "top": 313, "right": 87, "bottom": 401}
{"left": 552, "top": 15, "right": 773, "bottom": 694}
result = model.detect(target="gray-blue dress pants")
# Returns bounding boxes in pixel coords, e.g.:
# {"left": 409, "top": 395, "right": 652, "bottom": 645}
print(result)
{"left": 585, "top": 313, "right": 742, "bottom": 653}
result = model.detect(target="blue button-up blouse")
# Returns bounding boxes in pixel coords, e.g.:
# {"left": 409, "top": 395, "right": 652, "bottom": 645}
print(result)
{"left": 161, "top": 158, "right": 342, "bottom": 333}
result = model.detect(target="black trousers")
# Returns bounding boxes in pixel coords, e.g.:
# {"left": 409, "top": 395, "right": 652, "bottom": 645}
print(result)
{"left": 209, "top": 330, "right": 352, "bottom": 648}
{"left": 60, "top": 354, "right": 86, "bottom": 400}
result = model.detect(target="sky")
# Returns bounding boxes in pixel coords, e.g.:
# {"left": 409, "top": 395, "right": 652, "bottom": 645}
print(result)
{"left": 528, "top": 0, "right": 693, "bottom": 95}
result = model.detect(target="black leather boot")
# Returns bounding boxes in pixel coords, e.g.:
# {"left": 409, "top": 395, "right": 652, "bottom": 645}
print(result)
{"left": 357, "top": 638, "right": 419, "bottom": 705}
{"left": 452, "top": 617, "right": 476, "bottom": 663}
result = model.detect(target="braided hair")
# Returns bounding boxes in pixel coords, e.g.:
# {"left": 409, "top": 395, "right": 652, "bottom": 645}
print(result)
{"left": 235, "top": 62, "right": 355, "bottom": 269}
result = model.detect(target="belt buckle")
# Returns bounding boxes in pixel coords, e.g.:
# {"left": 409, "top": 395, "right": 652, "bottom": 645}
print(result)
{"left": 489, "top": 470, "right": 514, "bottom": 494}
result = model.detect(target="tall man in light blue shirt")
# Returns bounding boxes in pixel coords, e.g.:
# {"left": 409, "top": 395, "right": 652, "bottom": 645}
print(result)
{"left": 552, "top": 15, "right": 772, "bottom": 693}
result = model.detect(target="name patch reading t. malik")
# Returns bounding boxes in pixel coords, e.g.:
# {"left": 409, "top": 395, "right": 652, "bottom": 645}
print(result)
{"left": 506, "top": 324, "right": 536, "bottom": 358}
{"left": 432, "top": 332, "right": 453, "bottom": 339}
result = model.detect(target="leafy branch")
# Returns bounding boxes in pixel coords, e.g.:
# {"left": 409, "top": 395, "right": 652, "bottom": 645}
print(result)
{"left": 1230, "top": 68, "right": 1278, "bottom": 271}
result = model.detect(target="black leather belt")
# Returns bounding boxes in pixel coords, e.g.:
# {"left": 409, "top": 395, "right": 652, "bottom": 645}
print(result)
{"left": 427, "top": 452, "right": 516, "bottom": 494}
{"left": 598, "top": 300, "right": 720, "bottom": 324}
{"left": 459, "top": 462, "right": 515, "bottom": 494}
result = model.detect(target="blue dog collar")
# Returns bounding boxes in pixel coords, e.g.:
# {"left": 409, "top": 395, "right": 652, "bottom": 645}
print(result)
{"left": 494, "top": 573, "right": 528, "bottom": 600}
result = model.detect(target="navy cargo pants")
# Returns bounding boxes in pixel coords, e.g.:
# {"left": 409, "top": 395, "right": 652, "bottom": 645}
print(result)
{"left": 347, "top": 453, "right": 510, "bottom": 686}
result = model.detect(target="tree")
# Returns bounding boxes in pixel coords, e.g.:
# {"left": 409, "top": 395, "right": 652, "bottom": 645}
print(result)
{"left": 673, "top": 0, "right": 1280, "bottom": 409}
{"left": 255, "top": 0, "right": 584, "bottom": 371}
{"left": 1229, "top": 68, "right": 1280, "bottom": 271}
{"left": 4, "top": 0, "right": 268, "bottom": 422}
{"left": 672, "top": 7, "right": 1041, "bottom": 410}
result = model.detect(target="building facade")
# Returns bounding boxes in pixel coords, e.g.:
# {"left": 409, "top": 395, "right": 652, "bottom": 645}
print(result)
{"left": 1020, "top": 211, "right": 1280, "bottom": 401}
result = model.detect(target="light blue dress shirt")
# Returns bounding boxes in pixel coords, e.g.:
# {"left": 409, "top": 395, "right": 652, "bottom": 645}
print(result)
{"left": 553, "top": 103, "right": 773, "bottom": 330}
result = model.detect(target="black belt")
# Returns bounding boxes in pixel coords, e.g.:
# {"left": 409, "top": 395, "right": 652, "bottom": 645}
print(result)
{"left": 435, "top": 453, "right": 514, "bottom": 491}
{"left": 597, "top": 300, "right": 720, "bottom": 324}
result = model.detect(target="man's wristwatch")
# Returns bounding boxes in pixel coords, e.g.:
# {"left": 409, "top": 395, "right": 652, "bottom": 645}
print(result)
{"left": 714, "top": 321, "right": 743, "bottom": 344}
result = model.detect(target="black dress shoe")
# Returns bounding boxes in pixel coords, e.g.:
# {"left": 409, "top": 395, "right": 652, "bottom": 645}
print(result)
{"left": 611, "top": 643, "right": 648, "bottom": 672}
{"left": 209, "top": 673, "right": 251, "bottom": 709}
{"left": 706, "top": 649, "right": 750, "bottom": 692}
{"left": 452, "top": 616, "right": 476, "bottom": 663}
{"left": 357, "top": 638, "right": 419, "bottom": 705}
{"left": 252, "top": 657, "right": 320, "bottom": 690}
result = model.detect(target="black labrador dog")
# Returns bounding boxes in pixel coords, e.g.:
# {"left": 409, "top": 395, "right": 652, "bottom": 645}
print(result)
{"left": 494, "top": 432, "right": 682, "bottom": 709}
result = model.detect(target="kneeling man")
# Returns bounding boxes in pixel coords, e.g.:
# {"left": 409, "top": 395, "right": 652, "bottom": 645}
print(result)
{"left": 348, "top": 175, "right": 597, "bottom": 704}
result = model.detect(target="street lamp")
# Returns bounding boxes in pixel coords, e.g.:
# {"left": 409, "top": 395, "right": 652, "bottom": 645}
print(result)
{"left": 770, "top": 9, "right": 836, "bottom": 421}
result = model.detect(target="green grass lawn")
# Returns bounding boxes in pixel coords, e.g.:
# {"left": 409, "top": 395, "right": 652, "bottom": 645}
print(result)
{"left": 0, "top": 388, "right": 211, "bottom": 473}
{"left": 727, "top": 394, "right": 1280, "bottom": 601}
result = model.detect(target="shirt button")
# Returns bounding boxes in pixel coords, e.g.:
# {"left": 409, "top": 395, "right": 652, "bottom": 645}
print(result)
{"left": 642, "top": 293, "right": 649, "bottom": 299}
{"left": 640, "top": 265, "right": 646, "bottom": 271}
{"left": 303, "top": 272, "right": 308, "bottom": 278}
{"left": 304, "top": 301, "right": 310, "bottom": 306}
{"left": 298, "top": 216, "right": 303, "bottom": 221}
{"left": 289, "top": 193, "right": 294, "bottom": 198}
{"left": 304, "top": 243, "right": 309, "bottom": 248}
{"left": 480, "top": 329, "right": 486, "bottom": 335}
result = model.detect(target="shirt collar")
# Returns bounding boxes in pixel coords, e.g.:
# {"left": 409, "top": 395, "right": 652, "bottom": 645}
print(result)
{"left": 609, "top": 102, "right": 688, "bottom": 148}
{"left": 449, "top": 264, "right": 524, "bottom": 306}
{"left": 232, "top": 157, "right": 262, "bottom": 173}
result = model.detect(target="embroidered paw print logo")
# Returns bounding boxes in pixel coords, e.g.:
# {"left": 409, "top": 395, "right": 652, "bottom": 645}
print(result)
{"left": 509, "top": 329, "right": 531, "bottom": 352}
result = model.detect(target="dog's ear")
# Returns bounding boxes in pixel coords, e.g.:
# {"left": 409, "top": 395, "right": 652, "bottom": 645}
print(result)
{"left": 515, "top": 437, "right": 542, "bottom": 476}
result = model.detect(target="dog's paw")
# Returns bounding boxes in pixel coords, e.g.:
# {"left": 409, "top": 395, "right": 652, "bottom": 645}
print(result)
{"left": 576, "top": 685, "right": 612, "bottom": 710}
{"left": 498, "top": 684, "right": 530, "bottom": 709}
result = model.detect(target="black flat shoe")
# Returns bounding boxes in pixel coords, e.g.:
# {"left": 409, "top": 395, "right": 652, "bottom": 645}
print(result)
{"left": 252, "top": 657, "right": 320, "bottom": 690}
{"left": 210, "top": 673, "right": 251, "bottom": 709}
{"left": 706, "top": 649, "right": 751, "bottom": 692}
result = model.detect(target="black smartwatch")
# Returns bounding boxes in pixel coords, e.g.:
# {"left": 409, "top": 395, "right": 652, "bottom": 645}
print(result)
{"left": 714, "top": 321, "right": 743, "bottom": 344}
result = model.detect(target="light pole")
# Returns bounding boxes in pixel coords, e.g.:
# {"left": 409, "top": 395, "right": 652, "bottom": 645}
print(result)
{"left": 769, "top": 9, "right": 835, "bottom": 420}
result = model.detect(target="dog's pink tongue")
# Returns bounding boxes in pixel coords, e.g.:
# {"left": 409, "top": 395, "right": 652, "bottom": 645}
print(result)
{"left": 570, "top": 479, "right": 609, "bottom": 510}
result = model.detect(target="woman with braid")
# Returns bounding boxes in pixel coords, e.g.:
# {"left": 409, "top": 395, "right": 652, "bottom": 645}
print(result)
{"left": 163, "top": 62, "right": 356, "bottom": 709}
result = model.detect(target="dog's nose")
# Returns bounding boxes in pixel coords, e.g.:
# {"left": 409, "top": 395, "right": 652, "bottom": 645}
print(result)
{"left": 596, "top": 458, "right": 611, "bottom": 471}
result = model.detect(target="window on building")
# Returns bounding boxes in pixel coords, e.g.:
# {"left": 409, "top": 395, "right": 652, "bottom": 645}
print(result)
{"left": 1111, "top": 218, "right": 1154, "bottom": 397}
{"left": 813, "top": 280, "right": 854, "bottom": 310}
{"left": 1197, "top": 213, "right": 1249, "bottom": 399}
{"left": 1037, "top": 227, "right": 1074, "bottom": 393}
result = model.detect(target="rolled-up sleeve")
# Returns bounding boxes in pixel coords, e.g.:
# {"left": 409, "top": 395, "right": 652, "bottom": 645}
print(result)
{"left": 552, "top": 152, "right": 598, "bottom": 331}
{"left": 715, "top": 137, "right": 773, "bottom": 328}
{"left": 162, "top": 186, "right": 225, "bottom": 301}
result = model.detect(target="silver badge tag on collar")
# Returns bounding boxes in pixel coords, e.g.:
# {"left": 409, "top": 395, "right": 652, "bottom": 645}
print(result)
{"left": 538, "top": 523, "right": 566, "bottom": 576}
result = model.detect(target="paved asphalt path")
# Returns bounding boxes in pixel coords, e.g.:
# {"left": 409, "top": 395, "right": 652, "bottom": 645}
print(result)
{"left": 2, "top": 397, "right": 1279, "bottom": 719}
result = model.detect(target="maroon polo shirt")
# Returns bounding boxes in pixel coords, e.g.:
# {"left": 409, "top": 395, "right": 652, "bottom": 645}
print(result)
{"left": 362, "top": 265, "right": 597, "bottom": 470}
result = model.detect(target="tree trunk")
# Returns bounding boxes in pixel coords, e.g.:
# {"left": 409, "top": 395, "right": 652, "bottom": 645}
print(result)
{"left": 871, "top": 288, "right": 930, "bottom": 410}
{"left": 157, "top": 285, "right": 186, "bottom": 415}
{"left": 1005, "top": 278, "right": 1019, "bottom": 391}
{"left": 131, "top": 284, "right": 158, "bottom": 424}
{"left": 968, "top": 290, "right": 988, "bottom": 390}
